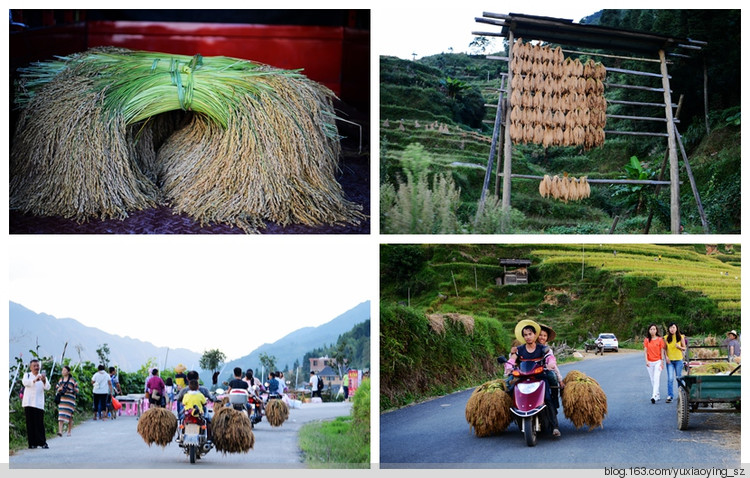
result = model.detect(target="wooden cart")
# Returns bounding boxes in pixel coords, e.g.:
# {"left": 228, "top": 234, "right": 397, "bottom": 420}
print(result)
{"left": 676, "top": 344, "right": 740, "bottom": 430}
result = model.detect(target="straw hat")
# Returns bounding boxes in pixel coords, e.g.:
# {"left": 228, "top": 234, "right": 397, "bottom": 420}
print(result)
{"left": 515, "top": 319, "right": 541, "bottom": 343}
{"left": 728, "top": 330, "right": 738, "bottom": 338}
{"left": 538, "top": 323, "right": 557, "bottom": 343}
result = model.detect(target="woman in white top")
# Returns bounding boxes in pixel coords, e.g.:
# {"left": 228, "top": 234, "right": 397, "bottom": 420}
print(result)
{"left": 22, "top": 359, "right": 51, "bottom": 449}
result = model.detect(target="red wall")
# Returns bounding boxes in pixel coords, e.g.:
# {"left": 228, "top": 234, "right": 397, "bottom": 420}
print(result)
{"left": 10, "top": 15, "right": 369, "bottom": 111}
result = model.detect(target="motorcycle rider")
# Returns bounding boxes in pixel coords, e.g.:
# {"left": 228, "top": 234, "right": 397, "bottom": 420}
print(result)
{"left": 181, "top": 379, "right": 212, "bottom": 441}
{"left": 175, "top": 371, "right": 213, "bottom": 416}
{"left": 504, "top": 319, "right": 561, "bottom": 437}
{"left": 227, "top": 367, "right": 249, "bottom": 392}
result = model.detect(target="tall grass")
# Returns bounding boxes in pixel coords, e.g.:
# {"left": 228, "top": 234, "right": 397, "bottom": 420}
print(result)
{"left": 380, "top": 304, "right": 508, "bottom": 410}
{"left": 298, "top": 379, "right": 370, "bottom": 467}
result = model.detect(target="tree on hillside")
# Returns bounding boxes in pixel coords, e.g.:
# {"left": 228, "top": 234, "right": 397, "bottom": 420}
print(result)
{"left": 199, "top": 349, "right": 226, "bottom": 374}
{"left": 258, "top": 352, "right": 277, "bottom": 375}
{"left": 331, "top": 339, "right": 353, "bottom": 377}
{"left": 96, "top": 343, "right": 110, "bottom": 367}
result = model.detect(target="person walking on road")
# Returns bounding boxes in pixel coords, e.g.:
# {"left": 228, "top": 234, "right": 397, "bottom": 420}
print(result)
{"left": 91, "top": 364, "right": 113, "bottom": 420}
{"left": 56, "top": 365, "right": 79, "bottom": 436}
{"left": 22, "top": 358, "right": 51, "bottom": 449}
{"left": 309, "top": 371, "right": 321, "bottom": 398}
{"left": 644, "top": 324, "right": 666, "bottom": 404}
{"left": 664, "top": 322, "right": 686, "bottom": 403}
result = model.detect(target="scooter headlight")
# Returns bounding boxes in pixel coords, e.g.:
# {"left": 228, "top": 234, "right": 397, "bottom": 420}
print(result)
{"left": 517, "top": 382, "right": 541, "bottom": 394}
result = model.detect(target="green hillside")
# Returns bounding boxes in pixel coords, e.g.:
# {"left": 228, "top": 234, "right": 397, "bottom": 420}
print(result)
{"left": 380, "top": 9, "right": 740, "bottom": 234}
{"left": 380, "top": 243, "right": 740, "bottom": 408}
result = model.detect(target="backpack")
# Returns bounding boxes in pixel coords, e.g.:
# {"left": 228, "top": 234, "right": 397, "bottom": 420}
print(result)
{"left": 317, "top": 376, "right": 324, "bottom": 391}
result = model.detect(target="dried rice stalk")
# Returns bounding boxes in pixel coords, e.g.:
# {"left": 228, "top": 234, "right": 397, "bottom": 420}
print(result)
{"left": 212, "top": 405, "right": 255, "bottom": 453}
{"left": 12, "top": 47, "right": 363, "bottom": 232}
{"left": 11, "top": 75, "right": 161, "bottom": 221}
{"left": 465, "top": 379, "right": 513, "bottom": 437}
{"left": 691, "top": 362, "right": 739, "bottom": 375}
{"left": 561, "top": 370, "right": 607, "bottom": 430}
{"left": 137, "top": 407, "right": 178, "bottom": 447}
{"left": 692, "top": 348, "right": 720, "bottom": 359}
{"left": 265, "top": 399, "right": 290, "bottom": 427}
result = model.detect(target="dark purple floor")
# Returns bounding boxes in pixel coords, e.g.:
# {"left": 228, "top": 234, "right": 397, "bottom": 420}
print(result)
{"left": 9, "top": 154, "right": 370, "bottom": 235}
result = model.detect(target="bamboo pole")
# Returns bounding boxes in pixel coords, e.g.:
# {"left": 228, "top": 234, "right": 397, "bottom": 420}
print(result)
{"left": 703, "top": 58, "right": 710, "bottom": 135}
{"left": 605, "top": 67, "right": 669, "bottom": 79}
{"left": 501, "top": 29, "right": 514, "bottom": 217}
{"left": 607, "top": 99, "right": 675, "bottom": 108}
{"left": 645, "top": 95, "right": 683, "bottom": 234}
{"left": 659, "top": 49, "right": 680, "bottom": 234}
{"left": 604, "top": 130, "right": 669, "bottom": 138}
{"left": 500, "top": 173, "right": 676, "bottom": 186}
{"left": 605, "top": 82, "right": 668, "bottom": 93}
{"left": 559, "top": 47, "right": 663, "bottom": 64}
{"left": 476, "top": 75, "right": 505, "bottom": 222}
{"left": 673, "top": 123, "right": 710, "bottom": 233}
{"left": 607, "top": 114, "right": 679, "bottom": 123}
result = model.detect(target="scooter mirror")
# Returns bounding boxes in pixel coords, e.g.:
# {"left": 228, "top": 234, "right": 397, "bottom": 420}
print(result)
{"left": 497, "top": 355, "right": 508, "bottom": 365}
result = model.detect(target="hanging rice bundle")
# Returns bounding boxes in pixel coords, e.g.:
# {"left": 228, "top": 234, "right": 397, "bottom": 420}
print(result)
{"left": 211, "top": 406, "right": 255, "bottom": 453}
{"left": 539, "top": 175, "right": 550, "bottom": 197}
{"left": 137, "top": 407, "right": 178, "bottom": 447}
{"left": 511, "top": 88, "right": 523, "bottom": 108}
{"left": 265, "top": 399, "right": 290, "bottom": 427}
{"left": 561, "top": 370, "right": 608, "bottom": 430}
{"left": 510, "top": 122, "right": 523, "bottom": 143}
{"left": 510, "top": 105, "right": 523, "bottom": 123}
{"left": 539, "top": 175, "right": 590, "bottom": 201}
{"left": 12, "top": 47, "right": 363, "bottom": 232}
{"left": 511, "top": 73, "right": 524, "bottom": 91}
{"left": 465, "top": 379, "right": 513, "bottom": 437}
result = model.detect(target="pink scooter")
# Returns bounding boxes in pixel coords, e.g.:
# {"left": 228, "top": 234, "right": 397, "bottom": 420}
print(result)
{"left": 509, "top": 358, "right": 549, "bottom": 446}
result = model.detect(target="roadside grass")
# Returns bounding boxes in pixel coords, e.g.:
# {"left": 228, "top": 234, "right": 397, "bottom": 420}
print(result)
{"left": 298, "top": 416, "right": 369, "bottom": 468}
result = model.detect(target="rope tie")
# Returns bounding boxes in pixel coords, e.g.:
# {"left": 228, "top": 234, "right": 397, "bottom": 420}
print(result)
{"left": 169, "top": 54, "right": 203, "bottom": 111}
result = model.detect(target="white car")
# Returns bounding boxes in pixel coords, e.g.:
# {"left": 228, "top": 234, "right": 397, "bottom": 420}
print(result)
{"left": 597, "top": 333, "right": 619, "bottom": 352}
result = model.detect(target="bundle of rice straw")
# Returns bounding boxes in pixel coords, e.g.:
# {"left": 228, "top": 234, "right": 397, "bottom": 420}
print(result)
{"left": 137, "top": 407, "right": 178, "bottom": 447}
{"left": 538, "top": 174, "right": 590, "bottom": 202}
{"left": 691, "top": 362, "right": 740, "bottom": 375}
{"left": 211, "top": 405, "right": 255, "bottom": 453}
{"left": 465, "top": 379, "right": 513, "bottom": 437}
{"left": 265, "top": 399, "right": 290, "bottom": 427}
{"left": 561, "top": 370, "right": 607, "bottom": 430}
{"left": 12, "top": 47, "right": 364, "bottom": 232}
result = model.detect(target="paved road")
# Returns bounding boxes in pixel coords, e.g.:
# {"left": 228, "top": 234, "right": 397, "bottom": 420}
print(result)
{"left": 11, "top": 402, "right": 352, "bottom": 468}
{"left": 380, "top": 351, "right": 741, "bottom": 468}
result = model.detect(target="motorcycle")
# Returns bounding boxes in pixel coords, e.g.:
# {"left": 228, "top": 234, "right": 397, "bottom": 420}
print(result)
{"left": 500, "top": 356, "right": 554, "bottom": 447}
{"left": 176, "top": 405, "right": 213, "bottom": 463}
{"left": 227, "top": 388, "right": 263, "bottom": 427}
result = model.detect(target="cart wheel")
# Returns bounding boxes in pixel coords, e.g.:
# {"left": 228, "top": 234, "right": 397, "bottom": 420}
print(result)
{"left": 677, "top": 387, "right": 689, "bottom": 430}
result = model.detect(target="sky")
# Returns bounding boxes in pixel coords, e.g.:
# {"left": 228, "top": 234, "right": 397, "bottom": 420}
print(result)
{"left": 376, "top": 2, "right": 603, "bottom": 60}
{"left": 8, "top": 235, "right": 373, "bottom": 361}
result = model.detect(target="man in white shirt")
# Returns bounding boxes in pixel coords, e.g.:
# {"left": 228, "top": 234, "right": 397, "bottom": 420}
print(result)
{"left": 21, "top": 359, "right": 51, "bottom": 449}
{"left": 91, "top": 364, "right": 113, "bottom": 420}
{"left": 309, "top": 371, "right": 320, "bottom": 398}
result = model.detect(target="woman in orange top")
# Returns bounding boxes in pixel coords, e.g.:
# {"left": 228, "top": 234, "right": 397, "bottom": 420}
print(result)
{"left": 643, "top": 324, "right": 666, "bottom": 403}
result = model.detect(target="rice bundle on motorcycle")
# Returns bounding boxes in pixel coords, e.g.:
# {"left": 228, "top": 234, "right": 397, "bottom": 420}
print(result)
{"left": 465, "top": 379, "right": 513, "bottom": 437}
{"left": 265, "top": 398, "right": 290, "bottom": 427}
{"left": 137, "top": 407, "right": 178, "bottom": 447}
{"left": 561, "top": 370, "right": 608, "bottom": 430}
{"left": 211, "top": 406, "right": 255, "bottom": 453}
{"left": 11, "top": 47, "right": 364, "bottom": 233}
